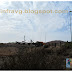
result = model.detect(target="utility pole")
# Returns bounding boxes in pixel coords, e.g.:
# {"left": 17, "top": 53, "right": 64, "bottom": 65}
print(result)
{"left": 69, "top": 11, "right": 72, "bottom": 42}
{"left": 24, "top": 35, "right": 25, "bottom": 43}
{"left": 45, "top": 32, "right": 46, "bottom": 42}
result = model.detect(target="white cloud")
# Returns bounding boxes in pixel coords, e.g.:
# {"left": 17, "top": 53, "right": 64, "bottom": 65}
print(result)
{"left": 0, "top": 1, "right": 71, "bottom": 42}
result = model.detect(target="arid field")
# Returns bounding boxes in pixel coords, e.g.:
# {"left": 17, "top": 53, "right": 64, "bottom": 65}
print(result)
{"left": 0, "top": 41, "right": 72, "bottom": 70}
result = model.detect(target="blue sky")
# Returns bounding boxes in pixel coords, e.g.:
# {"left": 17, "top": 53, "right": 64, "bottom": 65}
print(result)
{"left": 0, "top": 1, "right": 72, "bottom": 43}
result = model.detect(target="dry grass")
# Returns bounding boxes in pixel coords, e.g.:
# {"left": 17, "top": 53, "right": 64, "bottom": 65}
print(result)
{"left": 0, "top": 47, "right": 18, "bottom": 55}
{"left": 0, "top": 42, "right": 72, "bottom": 70}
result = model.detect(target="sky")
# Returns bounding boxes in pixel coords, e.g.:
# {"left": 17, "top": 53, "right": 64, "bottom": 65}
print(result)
{"left": 0, "top": 1, "right": 72, "bottom": 43}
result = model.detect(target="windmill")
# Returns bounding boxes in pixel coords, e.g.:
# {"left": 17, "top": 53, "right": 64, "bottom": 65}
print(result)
{"left": 69, "top": 11, "right": 72, "bottom": 42}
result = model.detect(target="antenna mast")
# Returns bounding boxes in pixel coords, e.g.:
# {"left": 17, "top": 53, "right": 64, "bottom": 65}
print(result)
{"left": 45, "top": 32, "right": 46, "bottom": 42}
{"left": 70, "top": 11, "right": 72, "bottom": 42}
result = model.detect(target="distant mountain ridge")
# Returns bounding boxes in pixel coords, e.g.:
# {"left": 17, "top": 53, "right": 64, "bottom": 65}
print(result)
{"left": 48, "top": 40, "right": 65, "bottom": 43}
